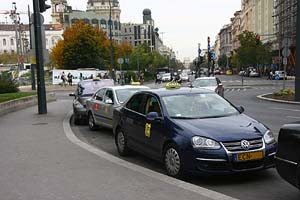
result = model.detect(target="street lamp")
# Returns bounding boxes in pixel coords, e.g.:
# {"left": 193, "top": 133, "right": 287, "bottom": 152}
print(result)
{"left": 108, "top": 0, "right": 115, "bottom": 81}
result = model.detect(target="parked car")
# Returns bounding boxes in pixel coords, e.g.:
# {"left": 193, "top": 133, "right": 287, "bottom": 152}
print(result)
{"left": 275, "top": 122, "right": 300, "bottom": 190}
{"left": 249, "top": 70, "right": 260, "bottom": 77}
{"left": 113, "top": 87, "right": 277, "bottom": 177}
{"left": 239, "top": 70, "right": 246, "bottom": 76}
{"left": 70, "top": 79, "right": 114, "bottom": 124}
{"left": 181, "top": 73, "right": 189, "bottom": 82}
{"left": 86, "top": 85, "right": 149, "bottom": 130}
{"left": 161, "top": 73, "right": 171, "bottom": 82}
{"left": 192, "top": 77, "right": 224, "bottom": 97}
{"left": 274, "top": 71, "right": 287, "bottom": 80}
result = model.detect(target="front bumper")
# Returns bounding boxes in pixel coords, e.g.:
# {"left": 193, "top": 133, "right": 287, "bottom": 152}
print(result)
{"left": 73, "top": 106, "right": 87, "bottom": 120}
{"left": 181, "top": 142, "right": 277, "bottom": 175}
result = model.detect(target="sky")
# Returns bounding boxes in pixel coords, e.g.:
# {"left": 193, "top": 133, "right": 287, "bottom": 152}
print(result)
{"left": 0, "top": 0, "right": 241, "bottom": 61}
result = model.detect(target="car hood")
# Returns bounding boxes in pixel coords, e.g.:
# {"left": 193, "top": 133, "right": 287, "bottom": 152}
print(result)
{"left": 195, "top": 86, "right": 217, "bottom": 91}
{"left": 172, "top": 114, "right": 267, "bottom": 142}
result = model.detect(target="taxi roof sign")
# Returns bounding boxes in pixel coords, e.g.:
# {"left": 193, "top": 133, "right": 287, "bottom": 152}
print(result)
{"left": 165, "top": 82, "right": 181, "bottom": 89}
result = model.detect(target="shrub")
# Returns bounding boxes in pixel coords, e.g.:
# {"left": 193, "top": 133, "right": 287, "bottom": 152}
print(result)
{"left": 0, "top": 72, "right": 19, "bottom": 94}
{"left": 273, "top": 89, "right": 295, "bottom": 96}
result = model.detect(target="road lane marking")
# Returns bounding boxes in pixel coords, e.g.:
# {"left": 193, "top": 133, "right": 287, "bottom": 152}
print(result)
{"left": 63, "top": 111, "right": 237, "bottom": 200}
{"left": 286, "top": 116, "right": 300, "bottom": 119}
{"left": 270, "top": 107, "right": 300, "bottom": 112}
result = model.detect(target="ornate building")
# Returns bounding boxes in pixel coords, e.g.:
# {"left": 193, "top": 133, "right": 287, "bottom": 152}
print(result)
{"left": 231, "top": 10, "right": 242, "bottom": 51}
{"left": 63, "top": 0, "right": 122, "bottom": 44}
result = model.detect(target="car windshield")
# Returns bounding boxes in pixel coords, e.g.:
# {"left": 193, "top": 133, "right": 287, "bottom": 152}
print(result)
{"left": 116, "top": 88, "right": 147, "bottom": 104}
{"left": 163, "top": 73, "right": 170, "bottom": 77}
{"left": 162, "top": 93, "right": 239, "bottom": 119}
{"left": 78, "top": 80, "right": 114, "bottom": 96}
{"left": 193, "top": 79, "right": 217, "bottom": 87}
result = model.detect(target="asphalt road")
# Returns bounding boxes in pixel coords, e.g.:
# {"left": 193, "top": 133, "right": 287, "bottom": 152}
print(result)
{"left": 70, "top": 76, "right": 300, "bottom": 200}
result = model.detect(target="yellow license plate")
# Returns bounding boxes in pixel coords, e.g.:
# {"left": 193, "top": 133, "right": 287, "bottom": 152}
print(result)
{"left": 236, "top": 151, "right": 264, "bottom": 161}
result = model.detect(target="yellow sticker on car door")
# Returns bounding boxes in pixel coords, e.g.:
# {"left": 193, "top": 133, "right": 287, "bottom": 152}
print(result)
{"left": 145, "top": 123, "right": 151, "bottom": 138}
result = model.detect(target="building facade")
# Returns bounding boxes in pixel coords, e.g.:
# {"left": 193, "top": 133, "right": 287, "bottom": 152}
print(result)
{"left": 63, "top": 0, "right": 122, "bottom": 44}
{"left": 274, "top": 0, "right": 297, "bottom": 72}
{"left": 241, "top": 0, "right": 254, "bottom": 32}
{"left": 231, "top": 10, "right": 242, "bottom": 51}
{"left": 219, "top": 24, "right": 233, "bottom": 57}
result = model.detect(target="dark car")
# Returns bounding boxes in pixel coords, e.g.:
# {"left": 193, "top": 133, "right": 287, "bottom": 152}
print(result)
{"left": 70, "top": 79, "right": 114, "bottom": 124}
{"left": 113, "top": 88, "right": 277, "bottom": 177}
{"left": 275, "top": 122, "right": 300, "bottom": 190}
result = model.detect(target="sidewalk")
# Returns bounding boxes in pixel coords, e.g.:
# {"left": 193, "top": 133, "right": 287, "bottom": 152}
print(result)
{"left": 0, "top": 99, "right": 235, "bottom": 200}
{"left": 19, "top": 85, "right": 76, "bottom": 92}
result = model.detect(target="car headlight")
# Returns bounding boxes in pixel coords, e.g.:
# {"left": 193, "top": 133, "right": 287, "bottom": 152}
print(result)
{"left": 263, "top": 130, "right": 276, "bottom": 144}
{"left": 192, "top": 136, "right": 221, "bottom": 149}
{"left": 73, "top": 100, "right": 84, "bottom": 109}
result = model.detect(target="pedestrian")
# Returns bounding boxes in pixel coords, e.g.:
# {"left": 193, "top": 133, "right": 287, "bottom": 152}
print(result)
{"left": 67, "top": 72, "right": 73, "bottom": 86}
{"left": 60, "top": 71, "right": 66, "bottom": 86}
{"left": 155, "top": 73, "right": 160, "bottom": 84}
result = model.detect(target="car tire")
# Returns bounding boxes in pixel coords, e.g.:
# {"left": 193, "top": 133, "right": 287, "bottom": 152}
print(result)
{"left": 163, "top": 143, "right": 183, "bottom": 178}
{"left": 115, "top": 129, "right": 129, "bottom": 156}
{"left": 88, "top": 113, "right": 98, "bottom": 131}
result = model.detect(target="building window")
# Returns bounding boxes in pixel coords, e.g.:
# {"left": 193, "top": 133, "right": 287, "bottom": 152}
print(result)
{"left": 3, "top": 39, "right": 6, "bottom": 46}
{"left": 11, "top": 50, "right": 15, "bottom": 53}
{"left": 10, "top": 39, "right": 14, "bottom": 46}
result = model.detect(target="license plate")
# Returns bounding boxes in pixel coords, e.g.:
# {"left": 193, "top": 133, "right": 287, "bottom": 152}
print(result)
{"left": 235, "top": 151, "right": 264, "bottom": 162}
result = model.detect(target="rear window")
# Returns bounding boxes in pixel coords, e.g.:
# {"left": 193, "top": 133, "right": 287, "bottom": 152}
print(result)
{"left": 79, "top": 80, "right": 114, "bottom": 96}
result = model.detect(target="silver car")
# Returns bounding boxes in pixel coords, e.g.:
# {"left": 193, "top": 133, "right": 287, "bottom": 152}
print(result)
{"left": 86, "top": 85, "right": 149, "bottom": 130}
{"left": 192, "top": 77, "right": 224, "bottom": 97}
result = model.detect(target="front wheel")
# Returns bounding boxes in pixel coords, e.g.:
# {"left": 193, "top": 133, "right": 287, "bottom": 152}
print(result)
{"left": 115, "top": 129, "right": 129, "bottom": 156}
{"left": 164, "top": 144, "right": 183, "bottom": 178}
{"left": 88, "top": 113, "right": 98, "bottom": 131}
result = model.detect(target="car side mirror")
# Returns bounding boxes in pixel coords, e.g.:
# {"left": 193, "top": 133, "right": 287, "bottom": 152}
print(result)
{"left": 146, "top": 112, "right": 162, "bottom": 121}
{"left": 69, "top": 93, "right": 75, "bottom": 97}
{"left": 105, "top": 98, "right": 113, "bottom": 104}
{"left": 236, "top": 106, "right": 245, "bottom": 113}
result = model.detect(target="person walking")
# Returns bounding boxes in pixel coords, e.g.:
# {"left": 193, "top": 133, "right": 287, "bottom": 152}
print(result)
{"left": 67, "top": 73, "right": 73, "bottom": 86}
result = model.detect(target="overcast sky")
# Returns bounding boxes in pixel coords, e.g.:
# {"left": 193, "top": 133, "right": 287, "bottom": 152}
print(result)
{"left": 1, "top": 0, "right": 241, "bottom": 61}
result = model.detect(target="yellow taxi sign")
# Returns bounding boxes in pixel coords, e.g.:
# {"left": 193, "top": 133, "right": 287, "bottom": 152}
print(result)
{"left": 131, "top": 81, "right": 141, "bottom": 85}
{"left": 93, "top": 77, "right": 101, "bottom": 81}
{"left": 165, "top": 82, "right": 181, "bottom": 89}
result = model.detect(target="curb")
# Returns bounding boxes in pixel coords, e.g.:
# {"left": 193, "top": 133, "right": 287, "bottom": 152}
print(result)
{"left": 0, "top": 92, "right": 57, "bottom": 117}
{"left": 257, "top": 93, "right": 300, "bottom": 105}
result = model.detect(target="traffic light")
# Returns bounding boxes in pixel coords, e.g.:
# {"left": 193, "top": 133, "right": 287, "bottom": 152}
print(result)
{"left": 39, "top": 0, "right": 51, "bottom": 13}
{"left": 256, "top": 34, "right": 260, "bottom": 45}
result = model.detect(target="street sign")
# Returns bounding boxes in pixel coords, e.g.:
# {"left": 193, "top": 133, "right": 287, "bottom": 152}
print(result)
{"left": 282, "top": 47, "right": 291, "bottom": 57}
{"left": 117, "top": 58, "right": 124, "bottom": 64}
{"left": 274, "top": 74, "right": 280, "bottom": 80}
{"left": 282, "top": 38, "right": 291, "bottom": 48}
{"left": 283, "top": 57, "right": 288, "bottom": 65}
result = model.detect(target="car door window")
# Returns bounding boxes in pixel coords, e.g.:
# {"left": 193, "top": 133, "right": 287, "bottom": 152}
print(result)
{"left": 105, "top": 89, "right": 114, "bottom": 103}
{"left": 144, "top": 95, "right": 162, "bottom": 117}
{"left": 95, "top": 88, "right": 105, "bottom": 101}
{"left": 126, "top": 94, "right": 145, "bottom": 114}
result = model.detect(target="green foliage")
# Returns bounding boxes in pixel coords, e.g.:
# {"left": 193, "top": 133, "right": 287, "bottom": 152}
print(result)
{"left": 0, "top": 72, "right": 19, "bottom": 94}
{"left": 123, "top": 71, "right": 138, "bottom": 83}
{"left": 273, "top": 89, "right": 295, "bottom": 96}
{"left": 218, "top": 54, "right": 227, "bottom": 68}
{"left": 0, "top": 53, "right": 18, "bottom": 64}
{"left": 236, "top": 31, "right": 272, "bottom": 68}
{"left": 0, "top": 92, "right": 36, "bottom": 103}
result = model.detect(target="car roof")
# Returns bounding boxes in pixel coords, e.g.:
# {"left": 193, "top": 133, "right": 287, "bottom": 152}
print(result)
{"left": 138, "top": 87, "right": 215, "bottom": 97}
{"left": 102, "top": 85, "right": 149, "bottom": 90}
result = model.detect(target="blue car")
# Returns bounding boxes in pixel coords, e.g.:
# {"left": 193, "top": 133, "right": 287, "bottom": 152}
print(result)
{"left": 113, "top": 87, "right": 277, "bottom": 177}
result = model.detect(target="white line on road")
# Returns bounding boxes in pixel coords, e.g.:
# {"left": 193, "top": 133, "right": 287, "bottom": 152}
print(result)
{"left": 63, "top": 111, "right": 237, "bottom": 200}
{"left": 270, "top": 107, "right": 300, "bottom": 112}
{"left": 286, "top": 116, "right": 300, "bottom": 119}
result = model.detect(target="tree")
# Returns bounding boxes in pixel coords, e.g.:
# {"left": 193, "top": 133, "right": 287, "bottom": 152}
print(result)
{"left": 0, "top": 53, "right": 18, "bottom": 64}
{"left": 236, "top": 31, "right": 272, "bottom": 69}
{"left": 50, "top": 21, "right": 110, "bottom": 69}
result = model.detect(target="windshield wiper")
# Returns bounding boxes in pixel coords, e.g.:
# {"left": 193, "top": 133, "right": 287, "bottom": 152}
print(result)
{"left": 171, "top": 116, "right": 197, "bottom": 119}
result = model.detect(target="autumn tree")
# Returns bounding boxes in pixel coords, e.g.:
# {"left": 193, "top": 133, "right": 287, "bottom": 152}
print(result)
{"left": 50, "top": 21, "right": 110, "bottom": 69}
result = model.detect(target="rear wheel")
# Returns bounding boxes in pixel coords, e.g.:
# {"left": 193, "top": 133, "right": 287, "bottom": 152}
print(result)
{"left": 88, "top": 113, "right": 98, "bottom": 131}
{"left": 164, "top": 143, "right": 183, "bottom": 178}
{"left": 115, "top": 129, "right": 129, "bottom": 156}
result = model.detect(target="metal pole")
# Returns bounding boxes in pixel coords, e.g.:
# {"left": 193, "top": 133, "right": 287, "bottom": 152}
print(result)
{"left": 295, "top": 0, "right": 300, "bottom": 101}
{"left": 32, "top": 0, "right": 47, "bottom": 114}
{"left": 109, "top": 0, "right": 115, "bottom": 82}
{"left": 12, "top": 3, "right": 20, "bottom": 72}
{"left": 28, "top": 5, "right": 36, "bottom": 90}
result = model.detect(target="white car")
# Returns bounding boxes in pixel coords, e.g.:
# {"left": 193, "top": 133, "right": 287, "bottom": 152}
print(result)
{"left": 86, "top": 85, "right": 149, "bottom": 130}
{"left": 192, "top": 77, "right": 224, "bottom": 97}
{"left": 249, "top": 70, "right": 260, "bottom": 77}
{"left": 161, "top": 73, "right": 171, "bottom": 82}
{"left": 181, "top": 73, "right": 189, "bottom": 82}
